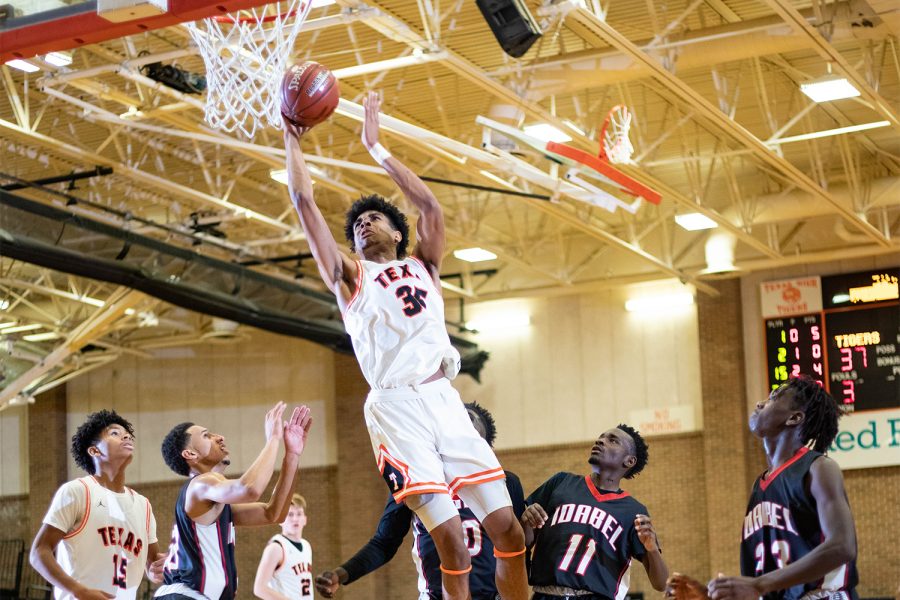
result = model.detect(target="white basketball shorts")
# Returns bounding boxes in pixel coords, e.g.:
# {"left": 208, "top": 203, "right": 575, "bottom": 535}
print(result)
{"left": 364, "top": 378, "right": 511, "bottom": 522}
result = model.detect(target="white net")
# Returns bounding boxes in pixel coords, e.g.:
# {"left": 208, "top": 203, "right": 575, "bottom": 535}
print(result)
{"left": 184, "top": 0, "right": 314, "bottom": 139}
{"left": 601, "top": 105, "right": 635, "bottom": 165}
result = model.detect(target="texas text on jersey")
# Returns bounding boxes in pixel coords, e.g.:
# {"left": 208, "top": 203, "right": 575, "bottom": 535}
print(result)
{"left": 267, "top": 534, "right": 314, "bottom": 600}
{"left": 740, "top": 447, "right": 858, "bottom": 600}
{"left": 527, "top": 472, "right": 649, "bottom": 600}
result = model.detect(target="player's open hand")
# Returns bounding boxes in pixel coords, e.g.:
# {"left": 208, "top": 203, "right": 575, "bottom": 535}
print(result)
{"left": 284, "top": 405, "right": 313, "bottom": 456}
{"left": 282, "top": 116, "right": 312, "bottom": 140}
{"left": 666, "top": 573, "right": 710, "bottom": 600}
{"left": 265, "top": 402, "right": 287, "bottom": 442}
{"left": 521, "top": 503, "right": 549, "bottom": 529}
{"left": 315, "top": 570, "right": 341, "bottom": 598}
{"left": 707, "top": 574, "right": 762, "bottom": 600}
{"left": 361, "top": 91, "right": 381, "bottom": 150}
{"left": 146, "top": 552, "right": 167, "bottom": 584}
{"left": 634, "top": 514, "right": 660, "bottom": 552}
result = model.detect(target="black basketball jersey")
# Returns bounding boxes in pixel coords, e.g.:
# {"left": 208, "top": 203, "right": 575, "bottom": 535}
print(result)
{"left": 740, "top": 447, "right": 858, "bottom": 600}
{"left": 155, "top": 479, "right": 238, "bottom": 600}
{"left": 527, "top": 472, "right": 648, "bottom": 598}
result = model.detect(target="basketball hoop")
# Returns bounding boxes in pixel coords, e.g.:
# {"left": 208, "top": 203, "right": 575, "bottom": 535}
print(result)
{"left": 184, "top": 0, "right": 314, "bottom": 139}
{"left": 599, "top": 105, "right": 635, "bottom": 165}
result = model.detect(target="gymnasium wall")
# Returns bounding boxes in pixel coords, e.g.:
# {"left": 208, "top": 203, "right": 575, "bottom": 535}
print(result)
{"left": 0, "top": 405, "right": 27, "bottom": 495}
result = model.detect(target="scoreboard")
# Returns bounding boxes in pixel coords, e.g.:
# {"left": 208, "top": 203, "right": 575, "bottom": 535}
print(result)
{"left": 762, "top": 268, "right": 900, "bottom": 413}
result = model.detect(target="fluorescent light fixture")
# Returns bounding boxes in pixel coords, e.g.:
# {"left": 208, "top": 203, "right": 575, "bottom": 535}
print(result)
{"left": 453, "top": 247, "right": 497, "bottom": 262}
{"left": 0, "top": 323, "right": 43, "bottom": 334}
{"left": 466, "top": 311, "right": 530, "bottom": 332}
{"left": 270, "top": 169, "right": 289, "bottom": 185}
{"left": 332, "top": 51, "right": 446, "bottom": 79}
{"left": 0, "top": 321, "right": 17, "bottom": 329}
{"left": 44, "top": 51, "right": 72, "bottom": 67}
{"left": 5, "top": 59, "right": 39, "bottom": 73}
{"left": 311, "top": 0, "right": 336, "bottom": 6}
{"left": 562, "top": 119, "right": 586, "bottom": 136}
{"left": 523, "top": 123, "right": 572, "bottom": 143}
{"left": 0, "top": 300, "right": 9, "bottom": 310}
{"left": 800, "top": 76, "right": 859, "bottom": 102}
{"left": 625, "top": 292, "right": 694, "bottom": 313}
{"left": 23, "top": 331, "right": 61, "bottom": 342}
{"left": 832, "top": 293, "right": 851, "bottom": 304}
{"left": 767, "top": 121, "right": 890, "bottom": 146}
{"left": 674, "top": 212, "right": 718, "bottom": 231}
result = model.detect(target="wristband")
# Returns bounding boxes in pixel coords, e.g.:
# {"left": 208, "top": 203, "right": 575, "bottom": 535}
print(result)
{"left": 368, "top": 143, "right": 392, "bottom": 166}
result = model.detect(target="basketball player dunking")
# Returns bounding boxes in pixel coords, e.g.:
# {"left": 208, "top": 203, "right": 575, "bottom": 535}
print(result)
{"left": 667, "top": 376, "right": 858, "bottom": 600}
{"left": 155, "top": 403, "right": 312, "bottom": 600}
{"left": 314, "top": 402, "right": 527, "bottom": 600}
{"left": 254, "top": 494, "right": 314, "bottom": 600}
{"left": 30, "top": 409, "right": 166, "bottom": 600}
{"left": 522, "top": 425, "right": 668, "bottom": 600}
{"left": 282, "top": 92, "right": 529, "bottom": 600}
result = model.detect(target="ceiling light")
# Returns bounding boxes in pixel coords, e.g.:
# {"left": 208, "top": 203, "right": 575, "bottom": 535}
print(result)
{"left": 453, "top": 247, "right": 498, "bottom": 262}
{"left": 674, "top": 213, "right": 718, "bottom": 231}
{"left": 625, "top": 292, "right": 694, "bottom": 313}
{"left": 0, "top": 323, "right": 43, "bottom": 334}
{"left": 0, "top": 300, "right": 9, "bottom": 310}
{"left": 799, "top": 76, "right": 860, "bottom": 102}
{"left": 311, "top": 0, "right": 336, "bottom": 6}
{"left": 466, "top": 311, "right": 530, "bottom": 333}
{"left": 5, "top": 59, "right": 40, "bottom": 73}
{"left": 766, "top": 121, "right": 890, "bottom": 145}
{"left": 523, "top": 123, "right": 572, "bottom": 143}
{"left": 23, "top": 331, "right": 61, "bottom": 342}
{"left": 270, "top": 169, "right": 289, "bottom": 185}
{"left": 44, "top": 51, "right": 72, "bottom": 67}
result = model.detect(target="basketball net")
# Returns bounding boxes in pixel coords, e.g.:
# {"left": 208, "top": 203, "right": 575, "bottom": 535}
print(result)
{"left": 185, "top": 0, "right": 314, "bottom": 139}
{"left": 600, "top": 105, "right": 635, "bottom": 165}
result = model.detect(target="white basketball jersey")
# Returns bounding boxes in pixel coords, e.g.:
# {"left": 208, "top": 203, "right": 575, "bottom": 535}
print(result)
{"left": 44, "top": 477, "right": 156, "bottom": 600}
{"left": 267, "top": 534, "right": 313, "bottom": 599}
{"left": 343, "top": 257, "right": 459, "bottom": 389}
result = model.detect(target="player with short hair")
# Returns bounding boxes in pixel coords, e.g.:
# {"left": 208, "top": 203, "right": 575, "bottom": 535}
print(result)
{"left": 314, "top": 402, "right": 527, "bottom": 600}
{"left": 154, "top": 402, "right": 312, "bottom": 600}
{"left": 282, "top": 91, "right": 529, "bottom": 600}
{"left": 253, "top": 494, "right": 314, "bottom": 600}
{"left": 668, "top": 376, "right": 858, "bottom": 600}
{"left": 522, "top": 424, "right": 668, "bottom": 600}
{"left": 30, "top": 409, "right": 166, "bottom": 600}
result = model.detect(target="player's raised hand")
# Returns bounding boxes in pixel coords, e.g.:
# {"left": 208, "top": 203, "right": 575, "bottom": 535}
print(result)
{"left": 146, "top": 552, "right": 167, "bottom": 584}
{"left": 284, "top": 405, "right": 313, "bottom": 456}
{"left": 361, "top": 91, "right": 382, "bottom": 150}
{"left": 315, "top": 570, "right": 342, "bottom": 598}
{"left": 521, "top": 503, "right": 549, "bottom": 529}
{"left": 282, "top": 116, "right": 312, "bottom": 140}
{"left": 666, "top": 573, "right": 710, "bottom": 600}
{"left": 264, "top": 402, "right": 287, "bottom": 442}
{"left": 707, "top": 574, "right": 762, "bottom": 600}
{"left": 634, "top": 514, "right": 660, "bottom": 551}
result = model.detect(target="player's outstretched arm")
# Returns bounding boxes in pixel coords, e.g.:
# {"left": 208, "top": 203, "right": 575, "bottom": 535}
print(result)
{"left": 666, "top": 573, "right": 711, "bottom": 600}
{"left": 635, "top": 514, "right": 668, "bottom": 590}
{"left": 253, "top": 543, "right": 292, "bottom": 600}
{"left": 232, "top": 406, "right": 312, "bottom": 526}
{"left": 30, "top": 525, "right": 113, "bottom": 600}
{"left": 283, "top": 120, "right": 358, "bottom": 304}
{"left": 361, "top": 91, "right": 445, "bottom": 274}
{"left": 188, "top": 403, "right": 286, "bottom": 515}
{"left": 708, "top": 456, "right": 856, "bottom": 600}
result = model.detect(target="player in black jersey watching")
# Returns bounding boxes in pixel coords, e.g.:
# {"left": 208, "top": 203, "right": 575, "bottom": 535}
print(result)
{"left": 314, "top": 402, "right": 526, "bottom": 600}
{"left": 155, "top": 402, "right": 312, "bottom": 600}
{"left": 522, "top": 424, "right": 668, "bottom": 600}
{"left": 667, "top": 375, "right": 858, "bottom": 600}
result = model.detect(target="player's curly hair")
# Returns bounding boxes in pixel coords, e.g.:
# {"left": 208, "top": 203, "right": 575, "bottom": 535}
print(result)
{"left": 784, "top": 375, "right": 841, "bottom": 453}
{"left": 344, "top": 194, "right": 410, "bottom": 257}
{"left": 161, "top": 422, "right": 194, "bottom": 477}
{"left": 71, "top": 410, "right": 135, "bottom": 474}
{"left": 616, "top": 423, "right": 649, "bottom": 479}
{"left": 465, "top": 401, "right": 497, "bottom": 447}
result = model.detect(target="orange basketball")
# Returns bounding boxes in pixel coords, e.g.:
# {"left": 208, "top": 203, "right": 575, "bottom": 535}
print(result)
{"left": 281, "top": 61, "right": 340, "bottom": 128}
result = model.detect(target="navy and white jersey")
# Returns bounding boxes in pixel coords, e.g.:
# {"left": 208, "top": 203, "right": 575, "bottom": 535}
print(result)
{"left": 342, "top": 472, "right": 526, "bottom": 600}
{"left": 155, "top": 480, "right": 237, "bottom": 600}
{"left": 526, "top": 472, "right": 650, "bottom": 599}
{"left": 740, "top": 447, "right": 858, "bottom": 600}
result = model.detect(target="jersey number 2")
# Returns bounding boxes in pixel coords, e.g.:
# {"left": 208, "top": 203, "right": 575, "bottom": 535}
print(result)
{"left": 557, "top": 534, "right": 597, "bottom": 576}
{"left": 112, "top": 555, "right": 128, "bottom": 589}
{"left": 396, "top": 285, "right": 427, "bottom": 316}
{"left": 754, "top": 540, "right": 790, "bottom": 574}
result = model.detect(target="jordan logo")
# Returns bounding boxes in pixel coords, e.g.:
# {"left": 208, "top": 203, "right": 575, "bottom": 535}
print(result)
{"left": 98, "top": 499, "right": 106, "bottom": 508}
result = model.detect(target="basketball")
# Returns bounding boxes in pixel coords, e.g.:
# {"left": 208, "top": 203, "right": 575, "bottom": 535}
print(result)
{"left": 281, "top": 61, "right": 340, "bottom": 128}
